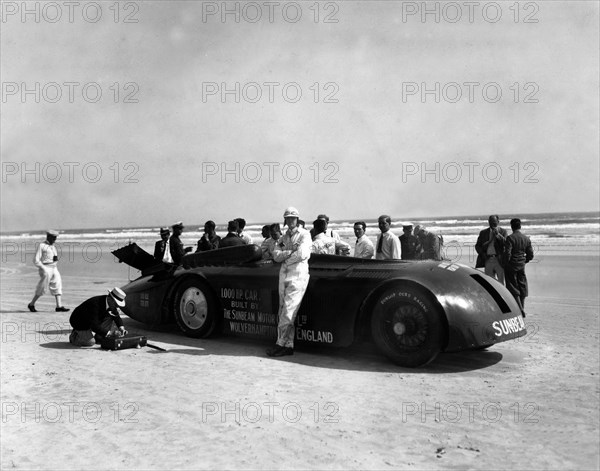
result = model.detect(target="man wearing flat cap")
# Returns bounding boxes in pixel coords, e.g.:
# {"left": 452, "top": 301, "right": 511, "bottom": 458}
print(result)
{"left": 28, "top": 230, "right": 69, "bottom": 312}
{"left": 169, "top": 221, "right": 193, "bottom": 265}
{"left": 68, "top": 287, "right": 129, "bottom": 347}
{"left": 154, "top": 227, "right": 173, "bottom": 263}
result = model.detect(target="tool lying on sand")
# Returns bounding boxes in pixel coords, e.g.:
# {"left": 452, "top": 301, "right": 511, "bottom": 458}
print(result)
{"left": 99, "top": 333, "right": 167, "bottom": 352}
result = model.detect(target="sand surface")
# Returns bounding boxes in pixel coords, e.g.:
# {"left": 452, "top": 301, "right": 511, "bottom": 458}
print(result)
{"left": 1, "top": 251, "right": 599, "bottom": 470}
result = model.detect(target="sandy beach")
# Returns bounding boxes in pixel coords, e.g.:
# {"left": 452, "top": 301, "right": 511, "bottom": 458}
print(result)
{"left": 1, "top": 247, "right": 599, "bottom": 470}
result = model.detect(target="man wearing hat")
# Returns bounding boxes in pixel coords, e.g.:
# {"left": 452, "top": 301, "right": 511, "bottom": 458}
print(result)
{"left": 169, "top": 221, "right": 193, "bottom": 265}
{"left": 28, "top": 230, "right": 69, "bottom": 312}
{"left": 399, "top": 223, "right": 419, "bottom": 260}
{"left": 68, "top": 287, "right": 129, "bottom": 347}
{"left": 154, "top": 227, "right": 173, "bottom": 263}
{"left": 267, "top": 207, "right": 312, "bottom": 357}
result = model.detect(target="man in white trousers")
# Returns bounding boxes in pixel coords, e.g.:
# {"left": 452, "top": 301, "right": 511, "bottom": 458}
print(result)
{"left": 267, "top": 207, "right": 312, "bottom": 357}
{"left": 28, "top": 230, "right": 69, "bottom": 312}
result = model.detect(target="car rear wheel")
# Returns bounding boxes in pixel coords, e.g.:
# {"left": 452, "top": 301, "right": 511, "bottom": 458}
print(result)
{"left": 371, "top": 285, "right": 446, "bottom": 367}
{"left": 173, "top": 278, "right": 218, "bottom": 338}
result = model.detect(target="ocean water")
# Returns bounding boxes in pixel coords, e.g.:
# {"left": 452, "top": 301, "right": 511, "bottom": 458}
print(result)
{"left": 1, "top": 211, "right": 598, "bottom": 279}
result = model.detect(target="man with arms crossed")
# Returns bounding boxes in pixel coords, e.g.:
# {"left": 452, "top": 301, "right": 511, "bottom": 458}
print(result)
{"left": 267, "top": 207, "right": 312, "bottom": 357}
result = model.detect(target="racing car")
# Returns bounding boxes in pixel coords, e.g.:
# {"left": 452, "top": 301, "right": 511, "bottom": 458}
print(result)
{"left": 112, "top": 243, "right": 526, "bottom": 367}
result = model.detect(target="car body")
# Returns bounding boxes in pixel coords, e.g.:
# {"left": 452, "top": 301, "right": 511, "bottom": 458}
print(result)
{"left": 113, "top": 243, "right": 526, "bottom": 367}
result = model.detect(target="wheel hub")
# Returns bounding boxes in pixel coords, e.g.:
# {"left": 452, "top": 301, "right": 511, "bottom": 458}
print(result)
{"left": 179, "top": 288, "right": 208, "bottom": 329}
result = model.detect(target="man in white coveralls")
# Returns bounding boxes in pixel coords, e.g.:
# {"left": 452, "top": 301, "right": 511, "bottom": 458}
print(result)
{"left": 267, "top": 207, "right": 312, "bottom": 357}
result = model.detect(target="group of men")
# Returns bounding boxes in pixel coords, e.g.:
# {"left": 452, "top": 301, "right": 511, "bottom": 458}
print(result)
{"left": 152, "top": 214, "right": 444, "bottom": 264}
{"left": 475, "top": 215, "right": 534, "bottom": 316}
{"left": 153, "top": 218, "right": 254, "bottom": 264}
{"left": 30, "top": 211, "right": 532, "bottom": 353}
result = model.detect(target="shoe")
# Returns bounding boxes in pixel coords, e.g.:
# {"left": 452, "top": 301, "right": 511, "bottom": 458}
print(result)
{"left": 27, "top": 304, "right": 37, "bottom": 312}
{"left": 55, "top": 306, "right": 70, "bottom": 312}
{"left": 266, "top": 345, "right": 293, "bottom": 357}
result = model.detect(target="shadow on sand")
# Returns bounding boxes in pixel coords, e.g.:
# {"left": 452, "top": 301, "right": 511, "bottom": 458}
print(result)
{"left": 50, "top": 318, "right": 504, "bottom": 374}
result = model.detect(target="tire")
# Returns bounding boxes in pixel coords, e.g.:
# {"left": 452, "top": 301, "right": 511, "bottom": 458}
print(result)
{"left": 172, "top": 278, "right": 218, "bottom": 338}
{"left": 370, "top": 285, "right": 446, "bottom": 367}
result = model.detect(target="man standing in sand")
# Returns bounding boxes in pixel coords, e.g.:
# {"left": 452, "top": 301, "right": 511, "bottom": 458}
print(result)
{"left": 375, "top": 215, "right": 402, "bottom": 260}
{"left": 504, "top": 218, "right": 534, "bottom": 316}
{"left": 68, "top": 287, "right": 129, "bottom": 347}
{"left": 267, "top": 207, "right": 312, "bottom": 357}
{"left": 28, "top": 230, "right": 69, "bottom": 312}
{"left": 475, "top": 215, "right": 508, "bottom": 284}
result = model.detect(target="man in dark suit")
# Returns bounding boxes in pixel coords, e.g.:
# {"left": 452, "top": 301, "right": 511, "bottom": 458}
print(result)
{"left": 475, "top": 215, "right": 508, "bottom": 284}
{"left": 196, "top": 220, "right": 221, "bottom": 252}
{"left": 153, "top": 227, "right": 172, "bottom": 262}
{"left": 219, "top": 220, "right": 245, "bottom": 248}
{"left": 69, "top": 287, "right": 129, "bottom": 347}
{"left": 504, "top": 218, "right": 534, "bottom": 316}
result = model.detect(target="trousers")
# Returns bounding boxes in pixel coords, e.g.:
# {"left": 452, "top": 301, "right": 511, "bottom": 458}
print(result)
{"left": 276, "top": 269, "right": 309, "bottom": 348}
{"left": 35, "top": 266, "right": 62, "bottom": 296}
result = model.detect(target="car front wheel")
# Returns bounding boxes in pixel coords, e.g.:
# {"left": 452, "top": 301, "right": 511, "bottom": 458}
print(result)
{"left": 172, "top": 278, "right": 218, "bottom": 338}
{"left": 371, "top": 285, "right": 446, "bottom": 367}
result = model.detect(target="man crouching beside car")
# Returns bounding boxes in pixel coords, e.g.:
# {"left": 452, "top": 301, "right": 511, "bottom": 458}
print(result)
{"left": 68, "top": 287, "right": 129, "bottom": 347}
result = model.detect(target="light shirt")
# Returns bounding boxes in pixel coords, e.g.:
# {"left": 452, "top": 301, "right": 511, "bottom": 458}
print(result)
{"left": 163, "top": 239, "right": 174, "bottom": 263}
{"left": 354, "top": 235, "right": 374, "bottom": 259}
{"left": 33, "top": 241, "right": 58, "bottom": 268}
{"left": 487, "top": 229, "right": 496, "bottom": 255}
{"left": 311, "top": 233, "right": 336, "bottom": 255}
{"left": 240, "top": 232, "right": 253, "bottom": 245}
{"left": 376, "top": 231, "right": 402, "bottom": 260}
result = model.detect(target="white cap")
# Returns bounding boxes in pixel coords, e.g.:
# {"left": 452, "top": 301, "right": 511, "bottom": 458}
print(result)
{"left": 283, "top": 207, "right": 300, "bottom": 218}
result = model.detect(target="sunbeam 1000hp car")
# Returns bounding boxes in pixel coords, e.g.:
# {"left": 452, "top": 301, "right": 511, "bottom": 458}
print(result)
{"left": 112, "top": 244, "right": 526, "bottom": 367}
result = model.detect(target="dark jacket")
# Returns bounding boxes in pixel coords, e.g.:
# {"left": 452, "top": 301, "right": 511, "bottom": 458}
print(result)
{"left": 69, "top": 295, "right": 124, "bottom": 335}
{"left": 504, "top": 230, "right": 534, "bottom": 270}
{"left": 169, "top": 235, "right": 186, "bottom": 265}
{"left": 219, "top": 232, "right": 245, "bottom": 248}
{"left": 418, "top": 232, "right": 442, "bottom": 261}
{"left": 399, "top": 234, "right": 419, "bottom": 260}
{"left": 196, "top": 234, "right": 221, "bottom": 252}
{"left": 154, "top": 240, "right": 168, "bottom": 261}
{"left": 475, "top": 227, "right": 508, "bottom": 268}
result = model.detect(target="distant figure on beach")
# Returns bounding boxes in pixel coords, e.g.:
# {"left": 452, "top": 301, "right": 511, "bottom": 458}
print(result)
{"left": 376, "top": 215, "right": 401, "bottom": 260}
{"left": 220, "top": 220, "right": 245, "bottom": 248}
{"left": 399, "top": 223, "right": 419, "bottom": 260}
{"left": 154, "top": 227, "right": 173, "bottom": 263}
{"left": 353, "top": 221, "right": 374, "bottom": 259}
{"left": 235, "top": 218, "right": 253, "bottom": 245}
{"left": 262, "top": 223, "right": 282, "bottom": 261}
{"left": 260, "top": 225, "right": 271, "bottom": 258}
{"left": 311, "top": 219, "right": 336, "bottom": 255}
{"left": 475, "top": 215, "right": 508, "bottom": 284}
{"left": 196, "top": 220, "right": 221, "bottom": 252}
{"left": 68, "top": 287, "right": 129, "bottom": 347}
{"left": 169, "top": 222, "right": 193, "bottom": 265}
{"left": 504, "top": 218, "right": 534, "bottom": 316}
{"left": 413, "top": 225, "right": 443, "bottom": 261}
{"left": 28, "top": 230, "right": 69, "bottom": 313}
{"left": 267, "top": 207, "right": 311, "bottom": 357}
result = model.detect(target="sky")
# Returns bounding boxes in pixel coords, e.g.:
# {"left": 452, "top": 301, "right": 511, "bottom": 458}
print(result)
{"left": 1, "top": 0, "right": 599, "bottom": 232}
